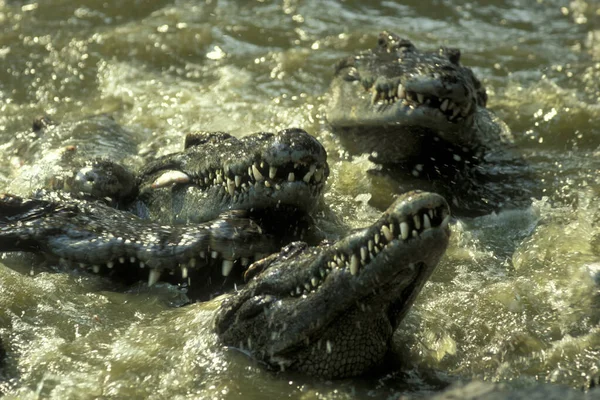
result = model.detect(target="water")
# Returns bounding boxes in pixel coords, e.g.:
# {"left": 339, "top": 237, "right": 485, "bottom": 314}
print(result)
{"left": 1, "top": 0, "right": 600, "bottom": 398}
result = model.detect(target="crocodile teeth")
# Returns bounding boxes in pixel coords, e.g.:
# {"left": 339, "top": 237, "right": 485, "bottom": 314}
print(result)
{"left": 350, "top": 254, "right": 360, "bottom": 275}
{"left": 303, "top": 164, "right": 317, "bottom": 183}
{"left": 412, "top": 230, "right": 418, "bottom": 238}
{"left": 381, "top": 225, "right": 393, "bottom": 242}
{"left": 311, "top": 277, "right": 319, "bottom": 287}
{"left": 252, "top": 164, "right": 264, "bottom": 181}
{"left": 189, "top": 258, "right": 197, "bottom": 267}
{"left": 151, "top": 170, "right": 191, "bottom": 189}
{"left": 92, "top": 265, "right": 100, "bottom": 273}
{"left": 235, "top": 175, "right": 241, "bottom": 187}
{"left": 119, "top": 257, "right": 125, "bottom": 264}
{"left": 416, "top": 93, "right": 425, "bottom": 104}
{"left": 423, "top": 214, "right": 432, "bottom": 229}
{"left": 429, "top": 209, "right": 435, "bottom": 219}
{"left": 441, "top": 215, "right": 451, "bottom": 228}
{"left": 241, "top": 258, "right": 250, "bottom": 266}
{"left": 413, "top": 215, "right": 421, "bottom": 230}
{"left": 148, "top": 269, "right": 160, "bottom": 286}
{"left": 360, "top": 246, "right": 368, "bottom": 262}
{"left": 440, "top": 99, "right": 449, "bottom": 111}
{"left": 371, "top": 90, "right": 379, "bottom": 104}
{"left": 130, "top": 256, "right": 136, "bottom": 263}
{"left": 269, "top": 166, "right": 277, "bottom": 179}
{"left": 451, "top": 107, "right": 461, "bottom": 119}
{"left": 222, "top": 260, "right": 234, "bottom": 276}
{"left": 397, "top": 83, "right": 405, "bottom": 99}
{"left": 314, "top": 168, "right": 323, "bottom": 182}
{"left": 139, "top": 261, "right": 145, "bottom": 269}
{"left": 400, "top": 222, "right": 409, "bottom": 240}
{"left": 181, "top": 266, "right": 189, "bottom": 279}
{"left": 106, "top": 261, "right": 114, "bottom": 269}
{"left": 211, "top": 251, "right": 218, "bottom": 259}
{"left": 288, "top": 172, "right": 295, "bottom": 182}
{"left": 227, "top": 178, "right": 236, "bottom": 196}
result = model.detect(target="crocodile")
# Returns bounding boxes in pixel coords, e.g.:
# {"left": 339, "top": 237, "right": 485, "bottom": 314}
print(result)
{"left": 2, "top": 120, "right": 329, "bottom": 291}
{"left": 0, "top": 189, "right": 450, "bottom": 378}
{"left": 215, "top": 190, "right": 451, "bottom": 378}
{"left": 327, "top": 31, "right": 528, "bottom": 215}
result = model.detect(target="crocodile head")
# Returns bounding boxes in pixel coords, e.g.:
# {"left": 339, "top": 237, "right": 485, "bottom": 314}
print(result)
{"left": 327, "top": 31, "right": 487, "bottom": 164}
{"left": 135, "top": 128, "right": 329, "bottom": 224}
{"left": 215, "top": 191, "right": 451, "bottom": 378}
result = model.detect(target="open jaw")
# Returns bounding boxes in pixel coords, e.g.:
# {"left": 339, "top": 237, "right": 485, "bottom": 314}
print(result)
{"left": 0, "top": 191, "right": 278, "bottom": 288}
{"left": 214, "top": 191, "right": 451, "bottom": 378}
{"left": 136, "top": 128, "right": 329, "bottom": 224}
{"left": 327, "top": 31, "right": 487, "bottom": 163}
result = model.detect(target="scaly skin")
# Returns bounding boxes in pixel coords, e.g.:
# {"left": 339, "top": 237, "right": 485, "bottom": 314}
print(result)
{"left": 134, "top": 129, "right": 329, "bottom": 224}
{"left": 215, "top": 191, "right": 451, "bottom": 378}
{"left": 0, "top": 191, "right": 277, "bottom": 286}
{"left": 327, "top": 31, "right": 512, "bottom": 166}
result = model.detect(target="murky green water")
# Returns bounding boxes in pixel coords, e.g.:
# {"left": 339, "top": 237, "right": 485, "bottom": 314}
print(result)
{"left": 1, "top": 0, "right": 600, "bottom": 398}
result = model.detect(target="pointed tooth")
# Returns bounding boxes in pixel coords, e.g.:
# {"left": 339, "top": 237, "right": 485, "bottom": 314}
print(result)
{"left": 429, "top": 209, "right": 435, "bottom": 219}
{"left": 423, "top": 214, "right": 432, "bottom": 229}
{"left": 374, "top": 233, "right": 380, "bottom": 244}
{"left": 412, "top": 230, "right": 418, "bottom": 238}
{"left": 288, "top": 172, "right": 295, "bottom": 182}
{"left": 400, "top": 222, "right": 410, "bottom": 240}
{"left": 252, "top": 164, "right": 264, "bottom": 181}
{"left": 235, "top": 175, "right": 241, "bottom": 187}
{"left": 151, "top": 170, "right": 191, "bottom": 189}
{"left": 119, "top": 257, "right": 125, "bottom": 264}
{"left": 241, "top": 257, "right": 250, "bottom": 266}
{"left": 371, "top": 89, "right": 379, "bottom": 104}
{"left": 440, "top": 99, "right": 449, "bottom": 111}
{"left": 181, "top": 266, "right": 189, "bottom": 279}
{"left": 368, "top": 240, "right": 374, "bottom": 252}
{"left": 139, "top": 261, "right": 145, "bottom": 269}
{"left": 314, "top": 168, "right": 323, "bottom": 182}
{"left": 413, "top": 215, "right": 421, "bottom": 230}
{"left": 227, "top": 178, "right": 236, "bottom": 196}
{"left": 382, "top": 225, "right": 393, "bottom": 242}
{"left": 269, "top": 166, "right": 277, "bottom": 180}
{"left": 106, "top": 261, "right": 114, "bottom": 269}
{"left": 264, "top": 180, "right": 271, "bottom": 188}
{"left": 441, "top": 214, "right": 451, "bottom": 228}
{"left": 248, "top": 166, "right": 253, "bottom": 177}
{"left": 447, "top": 101, "right": 455, "bottom": 111}
{"left": 189, "top": 258, "right": 197, "bottom": 267}
{"left": 311, "top": 277, "right": 319, "bottom": 287}
{"left": 303, "top": 164, "right": 317, "bottom": 183}
{"left": 130, "top": 256, "right": 136, "bottom": 263}
{"left": 296, "top": 286, "right": 302, "bottom": 295}
{"left": 148, "top": 269, "right": 160, "bottom": 286}
{"left": 452, "top": 107, "right": 461, "bottom": 119}
{"left": 360, "top": 246, "right": 368, "bottom": 262}
{"left": 216, "top": 172, "right": 223, "bottom": 184}
{"left": 92, "top": 265, "right": 100, "bottom": 274}
{"left": 222, "top": 260, "right": 234, "bottom": 276}
{"left": 304, "top": 282, "right": 311, "bottom": 291}
{"left": 199, "top": 251, "right": 206, "bottom": 259}
{"left": 397, "top": 83, "right": 405, "bottom": 99}
{"left": 417, "top": 93, "right": 424, "bottom": 104}
{"left": 350, "top": 254, "right": 360, "bottom": 275}
{"left": 211, "top": 251, "right": 219, "bottom": 259}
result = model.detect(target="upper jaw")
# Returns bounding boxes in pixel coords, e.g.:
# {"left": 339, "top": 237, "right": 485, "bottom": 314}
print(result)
{"left": 138, "top": 128, "right": 329, "bottom": 220}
